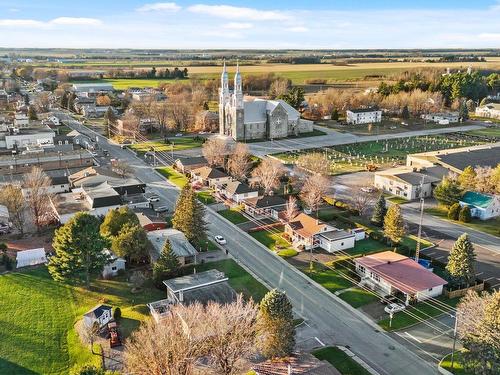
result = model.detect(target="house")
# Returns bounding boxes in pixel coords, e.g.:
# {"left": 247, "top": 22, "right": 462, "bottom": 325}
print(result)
{"left": 1, "top": 125, "right": 56, "bottom": 149}
{"left": 148, "top": 269, "right": 237, "bottom": 322}
{"left": 191, "top": 166, "right": 232, "bottom": 187}
{"left": 253, "top": 352, "right": 341, "bottom": 375}
{"left": 242, "top": 195, "right": 287, "bottom": 220}
{"left": 216, "top": 180, "right": 259, "bottom": 203}
{"left": 83, "top": 304, "right": 113, "bottom": 328}
{"left": 459, "top": 191, "right": 500, "bottom": 220}
{"left": 102, "top": 249, "right": 126, "bottom": 278}
{"left": 285, "top": 213, "right": 359, "bottom": 252}
{"left": 346, "top": 108, "right": 382, "bottom": 125}
{"left": 147, "top": 228, "right": 198, "bottom": 265}
{"left": 421, "top": 112, "right": 459, "bottom": 124}
{"left": 355, "top": 251, "right": 447, "bottom": 304}
{"left": 72, "top": 83, "right": 114, "bottom": 97}
{"left": 135, "top": 209, "right": 169, "bottom": 231}
{"left": 407, "top": 143, "right": 500, "bottom": 174}
{"left": 475, "top": 103, "right": 500, "bottom": 119}
{"left": 374, "top": 165, "right": 447, "bottom": 200}
{"left": 0, "top": 204, "right": 9, "bottom": 225}
{"left": 82, "top": 105, "right": 113, "bottom": 119}
{"left": 14, "top": 113, "right": 29, "bottom": 127}
{"left": 174, "top": 156, "right": 208, "bottom": 174}
{"left": 16, "top": 248, "right": 47, "bottom": 268}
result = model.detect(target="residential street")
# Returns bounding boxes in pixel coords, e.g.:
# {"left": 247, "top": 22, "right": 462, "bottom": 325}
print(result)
{"left": 55, "top": 111, "right": 440, "bottom": 375}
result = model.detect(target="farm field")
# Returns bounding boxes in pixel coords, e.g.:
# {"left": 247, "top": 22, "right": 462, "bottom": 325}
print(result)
{"left": 0, "top": 267, "right": 164, "bottom": 375}
{"left": 71, "top": 78, "right": 187, "bottom": 89}
{"left": 276, "top": 134, "right": 485, "bottom": 175}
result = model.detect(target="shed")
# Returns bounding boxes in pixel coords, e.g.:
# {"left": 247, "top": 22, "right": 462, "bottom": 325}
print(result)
{"left": 16, "top": 248, "right": 47, "bottom": 268}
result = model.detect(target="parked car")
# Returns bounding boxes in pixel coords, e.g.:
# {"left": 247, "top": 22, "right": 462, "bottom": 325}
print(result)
{"left": 384, "top": 303, "right": 406, "bottom": 314}
{"left": 214, "top": 235, "right": 227, "bottom": 245}
{"left": 147, "top": 195, "right": 160, "bottom": 202}
{"left": 154, "top": 206, "right": 169, "bottom": 213}
{"left": 175, "top": 133, "right": 183, "bottom": 137}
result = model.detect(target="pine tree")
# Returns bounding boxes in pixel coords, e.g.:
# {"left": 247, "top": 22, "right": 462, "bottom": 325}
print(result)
{"left": 459, "top": 99, "right": 469, "bottom": 121}
{"left": 60, "top": 92, "right": 68, "bottom": 108}
{"left": 433, "top": 177, "right": 464, "bottom": 207}
{"left": 458, "top": 166, "right": 476, "bottom": 190}
{"left": 111, "top": 223, "right": 150, "bottom": 264}
{"left": 371, "top": 194, "right": 387, "bottom": 227}
{"left": 257, "top": 289, "right": 295, "bottom": 359}
{"left": 448, "top": 203, "right": 460, "bottom": 220}
{"left": 172, "top": 184, "right": 207, "bottom": 244}
{"left": 401, "top": 105, "right": 410, "bottom": 119}
{"left": 28, "top": 106, "right": 38, "bottom": 120}
{"left": 331, "top": 108, "right": 339, "bottom": 121}
{"left": 48, "top": 212, "right": 110, "bottom": 288}
{"left": 153, "top": 240, "right": 180, "bottom": 286}
{"left": 446, "top": 233, "right": 476, "bottom": 286}
{"left": 383, "top": 204, "right": 406, "bottom": 245}
{"left": 459, "top": 205, "right": 472, "bottom": 223}
{"left": 100, "top": 206, "right": 140, "bottom": 238}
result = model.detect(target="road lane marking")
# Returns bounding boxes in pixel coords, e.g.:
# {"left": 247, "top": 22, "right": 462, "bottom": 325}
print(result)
{"left": 405, "top": 332, "right": 423, "bottom": 343}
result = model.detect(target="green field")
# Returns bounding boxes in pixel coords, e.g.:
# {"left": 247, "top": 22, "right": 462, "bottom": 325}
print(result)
{"left": 129, "top": 138, "right": 204, "bottom": 154}
{"left": 250, "top": 226, "right": 297, "bottom": 255}
{"left": 71, "top": 78, "right": 188, "bottom": 89}
{"left": 156, "top": 166, "right": 188, "bottom": 188}
{"left": 313, "top": 347, "right": 372, "bottom": 375}
{"left": 463, "top": 126, "right": 500, "bottom": 138}
{"left": 276, "top": 134, "right": 484, "bottom": 175}
{"left": 338, "top": 288, "right": 379, "bottom": 308}
{"left": 218, "top": 208, "right": 249, "bottom": 225}
{"left": 0, "top": 267, "right": 164, "bottom": 375}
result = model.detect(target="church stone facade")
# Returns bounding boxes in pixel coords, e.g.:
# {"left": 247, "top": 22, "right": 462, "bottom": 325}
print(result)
{"left": 219, "top": 63, "right": 313, "bottom": 141}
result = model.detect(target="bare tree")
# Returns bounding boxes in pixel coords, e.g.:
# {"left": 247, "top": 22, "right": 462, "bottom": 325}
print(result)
{"left": 296, "top": 152, "right": 330, "bottom": 176}
{"left": 119, "top": 111, "right": 140, "bottom": 139}
{"left": 35, "top": 92, "right": 51, "bottom": 112}
{"left": 474, "top": 166, "right": 495, "bottom": 194}
{"left": 113, "top": 160, "right": 133, "bottom": 178}
{"left": 251, "top": 157, "right": 286, "bottom": 195}
{"left": 170, "top": 93, "right": 192, "bottom": 131}
{"left": 0, "top": 184, "right": 27, "bottom": 236}
{"left": 202, "top": 137, "right": 229, "bottom": 167}
{"left": 227, "top": 143, "right": 250, "bottom": 181}
{"left": 351, "top": 186, "right": 376, "bottom": 217}
{"left": 284, "top": 195, "right": 299, "bottom": 222}
{"left": 195, "top": 110, "right": 219, "bottom": 132}
{"left": 300, "top": 175, "right": 329, "bottom": 213}
{"left": 269, "top": 78, "right": 290, "bottom": 99}
{"left": 152, "top": 101, "right": 169, "bottom": 136}
{"left": 23, "top": 167, "right": 54, "bottom": 234}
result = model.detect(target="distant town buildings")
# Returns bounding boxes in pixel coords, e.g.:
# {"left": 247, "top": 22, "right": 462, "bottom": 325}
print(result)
{"left": 475, "top": 103, "right": 500, "bottom": 119}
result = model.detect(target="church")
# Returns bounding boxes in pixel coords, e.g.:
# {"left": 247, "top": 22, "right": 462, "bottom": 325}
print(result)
{"left": 218, "top": 63, "right": 313, "bottom": 141}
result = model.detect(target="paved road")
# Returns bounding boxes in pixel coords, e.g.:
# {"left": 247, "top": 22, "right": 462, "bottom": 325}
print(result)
{"left": 248, "top": 124, "right": 486, "bottom": 157}
{"left": 55, "top": 110, "right": 439, "bottom": 375}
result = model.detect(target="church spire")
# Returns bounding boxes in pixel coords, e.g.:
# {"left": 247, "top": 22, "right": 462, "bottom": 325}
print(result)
{"left": 221, "top": 59, "right": 229, "bottom": 93}
{"left": 233, "top": 59, "right": 243, "bottom": 109}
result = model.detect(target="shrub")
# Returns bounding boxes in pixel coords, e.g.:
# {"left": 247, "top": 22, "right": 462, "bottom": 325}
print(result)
{"left": 448, "top": 203, "right": 460, "bottom": 220}
{"left": 459, "top": 206, "right": 472, "bottom": 223}
{"left": 369, "top": 231, "right": 384, "bottom": 242}
{"left": 278, "top": 249, "right": 298, "bottom": 258}
{"left": 397, "top": 245, "right": 410, "bottom": 256}
{"left": 113, "top": 307, "right": 121, "bottom": 321}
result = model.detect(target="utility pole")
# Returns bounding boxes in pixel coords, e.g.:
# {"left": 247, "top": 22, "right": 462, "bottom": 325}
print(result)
{"left": 450, "top": 313, "right": 459, "bottom": 370}
{"left": 415, "top": 174, "right": 426, "bottom": 263}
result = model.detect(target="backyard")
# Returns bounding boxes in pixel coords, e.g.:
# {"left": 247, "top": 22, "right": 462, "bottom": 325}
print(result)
{"left": 276, "top": 134, "right": 485, "bottom": 175}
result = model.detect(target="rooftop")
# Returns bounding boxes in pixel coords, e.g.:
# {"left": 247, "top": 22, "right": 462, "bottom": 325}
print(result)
{"left": 355, "top": 251, "right": 447, "bottom": 294}
{"left": 223, "top": 180, "right": 257, "bottom": 195}
{"left": 191, "top": 166, "right": 229, "bottom": 180}
{"left": 0, "top": 149, "right": 93, "bottom": 167}
{"left": 253, "top": 352, "right": 341, "bottom": 375}
{"left": 319, "top": 229, "right": 355, "bottom": 241}
{"left": 288, "top": 213, "right": 329, "bottom": 238}
{"left": 460, "top": 191, "right": 496, "bottom": 208}
{"left": 243, "top": 195, "right": 287, "bottom": 209}
{"left": 163, "top": 269, "right": 228, "bottom": 293}
{"left": 347, "top": 107, "right": 380, "bottom": 114}
{"left": 176, "top": 156, "right": 208, "bottom": 167}
{"left": 148, "top": 228, "right": 198, "bottom": 260}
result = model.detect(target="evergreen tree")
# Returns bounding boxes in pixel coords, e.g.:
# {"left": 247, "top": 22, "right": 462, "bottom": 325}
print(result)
{"left": 48, "top": 212, "right": 110, "bottom": 288}
{"left": 331, "top": 108, "right": 339, "bottom": 121}
{"left": 153, "top": 240, "right": 180, "bottom": 286}
{"left": 100, "top": 206, "right": 140, "bottom": 238}
{"left": 459, "top": 99, "right": 469, "bottom": 121}
{"left": 459, "top": 205, "right": 472, "bottom": 223}
{"left": 111, "top": 223, "right": 150, "bottom": 264}
{"left": 278, "top": 87, "right": 305, "bottom": 109}
{"left": 257, "top": 289, "right": 295, "bottom": 359}
{"left": 383, "top": 204, "right": 406, "bottom": 245}
{"left": 104, "top": 107, "right": 117, "bottom": 125}
{"left": 60, "top": 92, "right": 68, "bottom": 108}
{"left": 172, "top": 184, "right": 207, "bottom": 243}
{"left": 28, "top": 106, "right": 38, "bottom": 120}
{"left": 446, "top": 233, "right": 476, "bottom": 286}
{"left": 401, "top": 105, "right": 410, "bottom": 119}
{"left": 458, "top": 166, "right": 476, "bottom": 190}
{"left": 448, "top": 203, "right": 461, "bottom": 220}
{"left": 203, "top": 101, "right": 209, "bottom": 110}
{"left": 433, "top": 177, "right": 464, "bottom": 207}
{"left": 371, "top": 194, "right": 387, "bottom": 227}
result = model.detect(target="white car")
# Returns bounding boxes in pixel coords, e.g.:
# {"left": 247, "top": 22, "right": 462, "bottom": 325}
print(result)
{"left": 175, "top": 133, "right": 183, "bottom": 137}
{"left": 154, "top": 206, "right": 169, "bottom": 213}
{"left": 214, "top": 235, "right": 227, "bottom": 245}
{"left": 361, "top": 187, "right": 376, "bottom": 193}
{"left": 384, "top": 303, "right": 406, "bottom": 315}
{"left": 147, "top": 195, "right": 160, "bottom": 202}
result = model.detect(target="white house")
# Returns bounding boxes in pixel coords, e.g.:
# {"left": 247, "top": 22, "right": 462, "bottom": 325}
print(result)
{"left": 14, "top": 113, "right": 29, "bottom": 127}
{"left": 191, "top": 166, "right": 232, "bottom": 187}
{"left": 216, "top": 181, "right": 259, "bottom": 203}
{"left": 346, "top": 108, "right": 382, "bottom": 125}
{"left": 355, "top": 251, "right": 447, "bottom": 304}
{"left": 475, "top": 103, "right": 500, "bottom": 119}
{"left": 83, "top": 304, "right": 113, "bottom": 328}
{"left": 102, "top": 249, "right": 126, "bottom": 278}
{"left": 459, "top": 191, "right": 500, "bottom": 220}
{"left": 317, "top": 230, "right": 356, "bottom": 253}
{"left": 16, "top": 248, "right": 47, "bottom": 268}
{"left": 421, "top": 112, "right": 459, "bottom": 124}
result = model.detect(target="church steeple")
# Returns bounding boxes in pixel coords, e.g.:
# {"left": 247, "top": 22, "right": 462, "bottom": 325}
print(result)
{"left": 233, "top": 60, "right": 243, "bottom": 109}
{"left": 221, "top": 59, "right": 229, "bottom": 94}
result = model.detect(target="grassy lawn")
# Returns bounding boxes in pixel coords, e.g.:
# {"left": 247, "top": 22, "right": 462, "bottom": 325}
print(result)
{"left": 313, "top": 347, "right": 371, "bottom": 375}
{"left": 218, "top": 208, "right": 249, "bottom": 225}
{"left": 378, "top": 296, "right": 460, "bottom": 331}
{"left": 196, "top": 259, "right": 268, "bottom": 302}
{"left": 299, "top": 262, "right": 353, "bottom": 292}
{"left": 249, "top": 227, "right": 294, "bottom": 252}
{"left": 156, "top": 166, "right": 188, "bottom": 188}
{"left": 196, "top": 190, "right": 215, "bottom": 204}
{"left": 0, "top": 267, "right": 164, "bottom": 374}
{"left": 129, "top": 137, "right": 204, "bottom": 154}
{"left": 386, "top": 195, "right": 410, "bottom": 204}
{"left": 425, "top": 206, "right": 500, "bottom": 238}
{"left": 339, "top": 288, "right": 379, "bottom": 308}
{"left": 440, "top": 352, "right": 468, "bottom": 375}
{"left": 71, "top": 78, "right": 188, "bottom": 90}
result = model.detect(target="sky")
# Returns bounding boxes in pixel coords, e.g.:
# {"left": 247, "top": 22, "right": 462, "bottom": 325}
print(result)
{"left": 0, "top": 0, "right": 499, "bottom": 49}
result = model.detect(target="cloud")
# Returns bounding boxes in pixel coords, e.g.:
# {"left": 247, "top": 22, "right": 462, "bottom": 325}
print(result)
{"left": 9, "top": 8, "right": 19, "bottom": 12}
{"left": 222, "top": 22, "right": 253, "bottom": 29}
{"left": 477, "top": 33, "right": 500, "bottom": 41}
{"left": 136, "top": 2, "right": 181, "bottom": 12}
{"left": 50, "top": 17, "right": 102, "bottom": 26}
{"left": 286, "top": 26, "right": 308, "bottom": 32}
{"left": 188, "top": 4, "right": 292, "bottom": 21}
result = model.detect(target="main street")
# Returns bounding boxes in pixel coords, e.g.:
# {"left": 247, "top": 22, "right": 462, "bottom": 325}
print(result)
{"left": 55, "top": 110, "right": 439, "bottom": 375}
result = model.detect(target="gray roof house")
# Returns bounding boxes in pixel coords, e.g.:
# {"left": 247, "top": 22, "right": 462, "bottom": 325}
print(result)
{"left": 147, "top": 228, "right": 198, "bottom": 265}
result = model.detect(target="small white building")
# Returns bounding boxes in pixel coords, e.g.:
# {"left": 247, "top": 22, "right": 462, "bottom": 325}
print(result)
{"left": 102, "top": 249, "right": 126, "bottom": 278}
{"left": 459, "top": 191, "right": 500, "bottom": 220}
{"left": 346, "top": 108, "right": 382, "bottom": 125}
{"left": 83, "top": 304, "right": 113, "bottom": 328}
{"left": 421, "top": 112, "right": 459, "bottom": 124}
{"left": 475, "top": 103, "right": 500, "bottom": 119}
{"left": 14, "top": 113, "right": 29, "bottom": 127}
{"left": 16, "top": 248, "right": 47, "bottom": 268}
{"left": 318, "top": 230, "right": 356, "bottom": 253}
{"left": 216, "top": 181, "right": 259, "bottom": 203}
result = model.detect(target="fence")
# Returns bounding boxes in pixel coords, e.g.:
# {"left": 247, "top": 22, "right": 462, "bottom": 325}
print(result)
{"left": 444, "top": 282, "right": 485, "bottom": 299}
